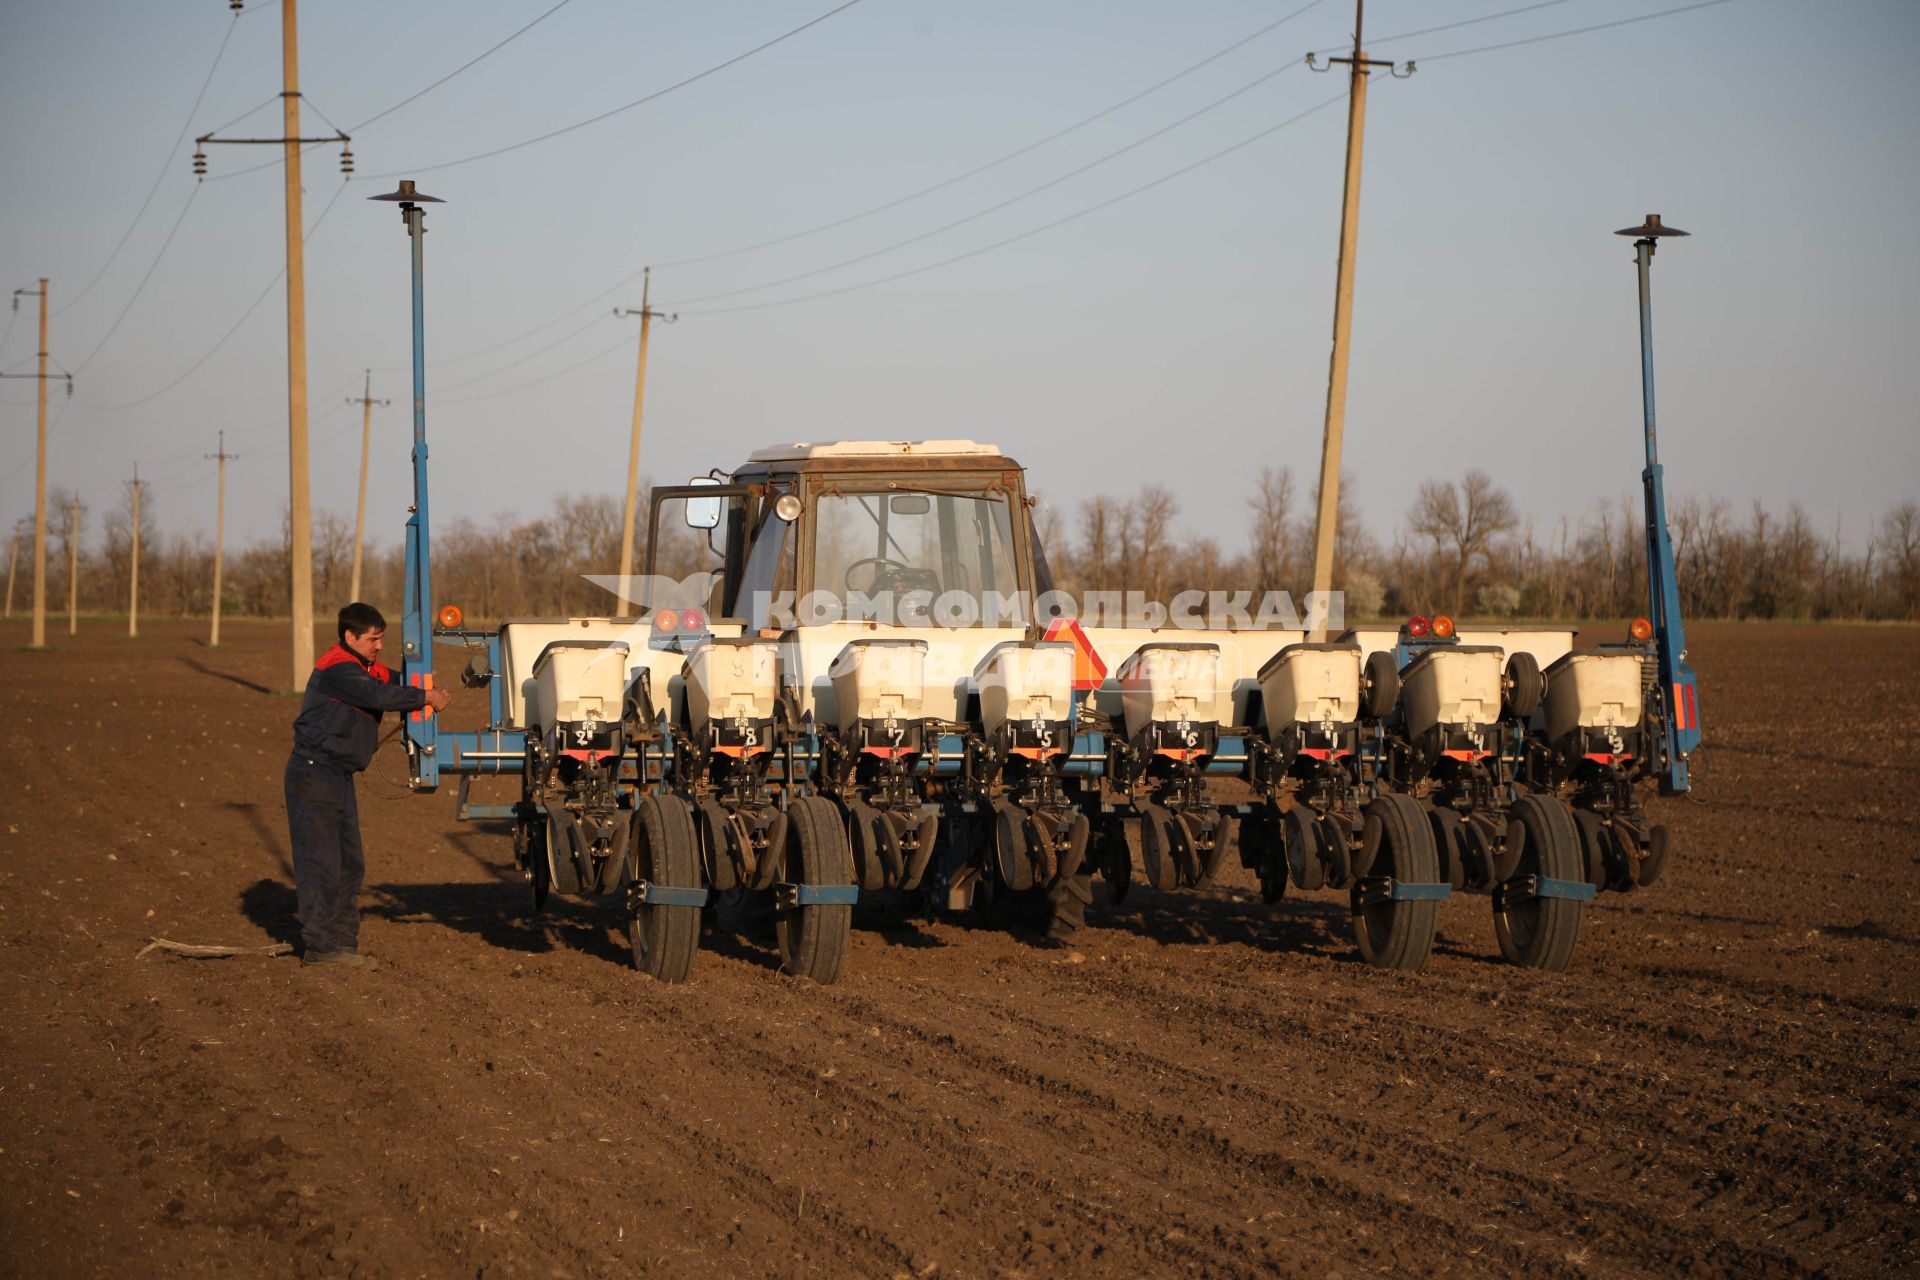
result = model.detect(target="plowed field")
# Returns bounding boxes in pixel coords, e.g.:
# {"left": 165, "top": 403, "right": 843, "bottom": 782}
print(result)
{"left": 1, "top": 619, "right": 1914, "bottom": 1278}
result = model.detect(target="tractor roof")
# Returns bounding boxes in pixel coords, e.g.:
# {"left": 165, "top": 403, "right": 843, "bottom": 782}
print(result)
{"left": 743, "top": 439, "right": 1003, "bottom": 463}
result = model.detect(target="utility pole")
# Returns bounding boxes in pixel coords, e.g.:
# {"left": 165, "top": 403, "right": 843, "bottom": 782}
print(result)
{"left": 614, "top": 271, "right": 675, "bottom": 607}
{"left": 346, "top": 370, "right": 388, "bottom": 603}
{"left": 3, "top": 536, "right": 15, "bottom": 617}
{"left": 207, "top": 432, "right": 237, "bottom": 646}
{"left": 3, "top": 278, "right": 70, "bottom": 650}
{"left": 194, "top": 0, "right": 351, "bottom": 689}
{"left": 128, "top": 466, "right": 142, "bottom": 639}
{"left": 66, "top": 497, "right": 79, "bottom": 634}
{"left": 1304, "top": 2, "right": 1406, "bottom": 639}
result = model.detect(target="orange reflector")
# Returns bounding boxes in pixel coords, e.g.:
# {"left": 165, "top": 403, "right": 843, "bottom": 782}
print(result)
{"left": 653, "top": 609, "right": 680, "bottom": 632}
{"left": 437, "top": 604, "right": 464, "bottom": 630}
{"left": 1432, "top": 614, "right": 1456, "bottom": 639}
{"left": 1406, "top": 614, "right": 1431, "bottom": 639}
{"left": 1630, "top": 617, "right": 1654, "bottom": 641}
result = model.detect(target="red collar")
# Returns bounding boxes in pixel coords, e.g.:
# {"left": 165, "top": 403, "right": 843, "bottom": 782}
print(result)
{"left": 316, "top": 642, "right": 392, "bottom": 682}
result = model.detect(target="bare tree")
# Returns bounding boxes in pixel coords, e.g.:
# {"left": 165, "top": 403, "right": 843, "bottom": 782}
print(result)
{"left": 1247, "top": 465, "right": 1294, "bottom": 594}
{"left": 1876, "top": 501, "right": 1920, "bottom": 618}
{"left": 1408, "top": 469, "right": 1517, "bottom": 614}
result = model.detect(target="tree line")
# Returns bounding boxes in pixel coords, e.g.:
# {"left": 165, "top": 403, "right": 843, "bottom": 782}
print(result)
{"left": 7, "top": 471, "right": 1917, "bottom": 625}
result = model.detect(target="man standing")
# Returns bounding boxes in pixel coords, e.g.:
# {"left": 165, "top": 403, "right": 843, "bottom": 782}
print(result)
{"left": 286, "top": 602, "right": 452, "bottom": 969}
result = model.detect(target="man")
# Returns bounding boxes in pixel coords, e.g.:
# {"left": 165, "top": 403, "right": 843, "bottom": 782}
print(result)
{"left": 285, "top": 602, "right": 451, "bottom": 969}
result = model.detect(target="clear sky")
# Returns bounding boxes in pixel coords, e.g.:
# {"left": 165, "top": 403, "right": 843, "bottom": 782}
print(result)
{"left": 2, "top": 0, "right": 1915, "bottom": 561}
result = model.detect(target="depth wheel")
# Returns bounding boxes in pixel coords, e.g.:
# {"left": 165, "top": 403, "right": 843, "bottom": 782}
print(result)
{"left": 627, "top": 794, "right": 701, "bottom": 983}
{"left": 1138, "top": 807, "right": 1178, "bottom": 891}
{"left": 1495, "top": 796, "right": 1585, "bottom": 972}
{"left": 1352, "top": 793, "right": 1441, "bottom": 972}
{"left": 775, "top": 796, "right": 854, "bottom": 984}
{"left": 1284, "top": 805, "right": 1326, "bottom": 891}
{"left": 524, "top": 817, "right": 551, "bottom": 915}
{"left": 1099, "top": 815, "right": 1132, "bottom": 905}
{"left": 993, "top": 801, "right": 1034, "bottom": 891}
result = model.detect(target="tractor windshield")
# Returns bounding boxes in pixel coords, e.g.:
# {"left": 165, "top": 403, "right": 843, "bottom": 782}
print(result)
{"left": 813, "top": 489, "right": 1021, "bottom": 626}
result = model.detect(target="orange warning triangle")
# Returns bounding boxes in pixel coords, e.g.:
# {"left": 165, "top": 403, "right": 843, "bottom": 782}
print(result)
{"left": 1042, "top": 618, "right": 1108, "bottom": 691}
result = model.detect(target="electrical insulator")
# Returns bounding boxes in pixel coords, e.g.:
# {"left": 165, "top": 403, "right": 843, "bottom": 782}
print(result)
{"left": 193, "top": 150, "right": 207, "bottom": 177}
{"left": 229, "top": 0, "right": 245, "bottom": 11}
{"left": 339, "top": 147, "right": 354, "bottom": 176}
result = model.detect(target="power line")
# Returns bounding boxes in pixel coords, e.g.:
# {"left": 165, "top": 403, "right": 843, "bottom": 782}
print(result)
{"left": 364, "top": 0, "right": 868, "bottom": 179}
{"left": 56, "top": 10, "right": 239, "bottom": 317}
{"left": 387, "top": 0, "right": 1334, "bottom": 370}
{"left": 654, "top": 0, "right": 1333, "bottom": 271}
{"left": 436, "top": 332, "right": 635, "bottom": 405}
{"left": 673, "top": 0, "right": 1746, "bottom": 319}
{"left": 73, "top": 183, "right": 202, "bottom": 374}
{"left": 665, "top": 55, "right": 1315, "bottom": 309}
{"left": 427, "top": 310, "right": 611, "bottom": 396}
{"left": 1311, "top": 0, "right": 1584, "bottom": 57}
{"left": 1414, "top": 0, "right": 1740, "bottom": 62}
{"left": 679, "top": 91, "right": 1353, "bottom": 317}
{"left": 76, "top": 180, "right": 350, "bottom": 412}
{"left": 347, "top": 0, "right": 581, "bottom": 132}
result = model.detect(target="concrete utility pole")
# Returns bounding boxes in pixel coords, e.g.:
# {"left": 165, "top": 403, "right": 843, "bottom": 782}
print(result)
{"left": 128, "top": 466, "right": 142, "bottom": 639}
{"left": 194, "top": 0, "right": 351, "bottom": 689}
{"left": 207, "top": 432, "right": 237, "bottom": 646}
{"left": 346, "top": 369, "right": 387, "bottom": 603}
{"left": 1304, "top": 2, "right": 1403, "bottom": 640}
{"left": 3, "top": 278, "right": 61, "bottom": 649}
{"left": 66, "top": 497, "right": 78, "bottom": 634}
{"left": 614, "top": 271, "right": 675, "bottom": 607}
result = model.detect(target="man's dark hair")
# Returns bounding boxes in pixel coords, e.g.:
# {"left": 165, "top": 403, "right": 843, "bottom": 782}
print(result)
{"left": 338, "top": 602, "right": 387, "bottom": 641}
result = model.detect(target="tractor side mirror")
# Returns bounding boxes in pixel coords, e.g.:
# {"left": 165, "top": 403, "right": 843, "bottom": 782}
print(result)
{"left": 684, "top": 475, "right": 722, "bottom": 530}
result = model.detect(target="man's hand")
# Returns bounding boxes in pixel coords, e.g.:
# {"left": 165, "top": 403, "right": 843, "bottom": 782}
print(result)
{"left": 426, "top": 687, "right": 453, "bottom": 712}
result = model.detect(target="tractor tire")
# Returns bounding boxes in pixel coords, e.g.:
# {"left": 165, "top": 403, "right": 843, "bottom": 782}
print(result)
{"left": 775, "top": 796, "right": 854, "bottom": 984}
{"left": 1494, "top": 795, "right": 1585, "bottom": 972}
{"left": 1504, "top": 652, "right": 1544, "bottom": 721}
{"left": 1045, "top": 871, "right": 1095, "bottom": 942}
{"left": 1352, "top": 793, "right": 1441, "bottom": 972}
{"left": 627, "top": 794, "right": 701, "bottom": 983}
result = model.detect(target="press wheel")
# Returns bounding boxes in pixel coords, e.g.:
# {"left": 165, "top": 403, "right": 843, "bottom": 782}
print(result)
{"left": 1352, "top": 793, "right": 1441, "bottom": 972}
{"left": 627, "top": 794, "right": 701, "bottom": 983}
{"left": 1495, "top": 795, "right": 1585, "bottom": 972}
{"left": 775, "top": 796, "right": 854, "bottom": 984}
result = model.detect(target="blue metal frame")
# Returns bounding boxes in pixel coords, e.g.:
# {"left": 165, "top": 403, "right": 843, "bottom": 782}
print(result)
{"left": 1631, "top": 237, "right": 1701, "bottom": 795}
{"left": 397, "top": 199, "right": 440, "bottom": 789}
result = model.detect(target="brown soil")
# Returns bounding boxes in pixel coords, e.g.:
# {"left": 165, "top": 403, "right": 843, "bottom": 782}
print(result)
{"left": 1, "top": 618, "right": 1915, "bottom": 1278}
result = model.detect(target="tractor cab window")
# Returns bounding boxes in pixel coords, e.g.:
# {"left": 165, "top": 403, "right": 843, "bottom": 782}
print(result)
{"left": 734, "top": 498, "right": 797, "bottom": 631}
{"left": 812, "top": 488, "right": 1021, "bottom": 627}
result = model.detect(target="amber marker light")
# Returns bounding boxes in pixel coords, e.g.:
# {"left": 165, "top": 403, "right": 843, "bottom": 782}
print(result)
{"left": 1432, "top": 614, "right": 1456, "bottom": 639}
{"left": 437, "top": 604, "right": 464, "bottom": 630}
{"left": 654, "top": 609, "right": 680, "bottom": 633}
{"left": 1629, "top": 617, "right": 1654, "bottom": 641}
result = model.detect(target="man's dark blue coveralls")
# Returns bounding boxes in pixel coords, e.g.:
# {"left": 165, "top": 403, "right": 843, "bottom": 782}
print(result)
{"left": 285, "top": 643, "right": 425, "bottom": 955}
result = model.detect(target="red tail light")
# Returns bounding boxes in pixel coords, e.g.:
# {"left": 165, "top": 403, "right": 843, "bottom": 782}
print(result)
{"left": 1432, "top": 614, "right": 1455, "bottom": 639}
{"left": 682, "top": 608, "right": 706, "bottom": 631}
{"left": 1406, "top": 614, "right": 1431, "bottom": 638}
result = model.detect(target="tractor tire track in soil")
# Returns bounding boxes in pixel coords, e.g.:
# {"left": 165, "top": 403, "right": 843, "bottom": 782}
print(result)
{"left": 1, "top": 620, "right": 1914, "bottom": 1277}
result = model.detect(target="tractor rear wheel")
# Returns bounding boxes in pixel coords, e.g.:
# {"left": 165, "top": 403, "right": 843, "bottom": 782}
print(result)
{"left": 1352, "top": 793, "right": 1441, "bottom": 972}
{"left": 627, "top": 794, "right": 701, "bottom": 983}
{"left": 775, "top": 796, "right": 853, "bottom": 984}
{"left": 1494, "top": 795, "right": 1585, "bottom": 972}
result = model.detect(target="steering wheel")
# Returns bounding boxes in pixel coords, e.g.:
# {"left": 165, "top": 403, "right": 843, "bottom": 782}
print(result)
{"left": 844, "top": 556, "right": 939, "bottom": 596}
